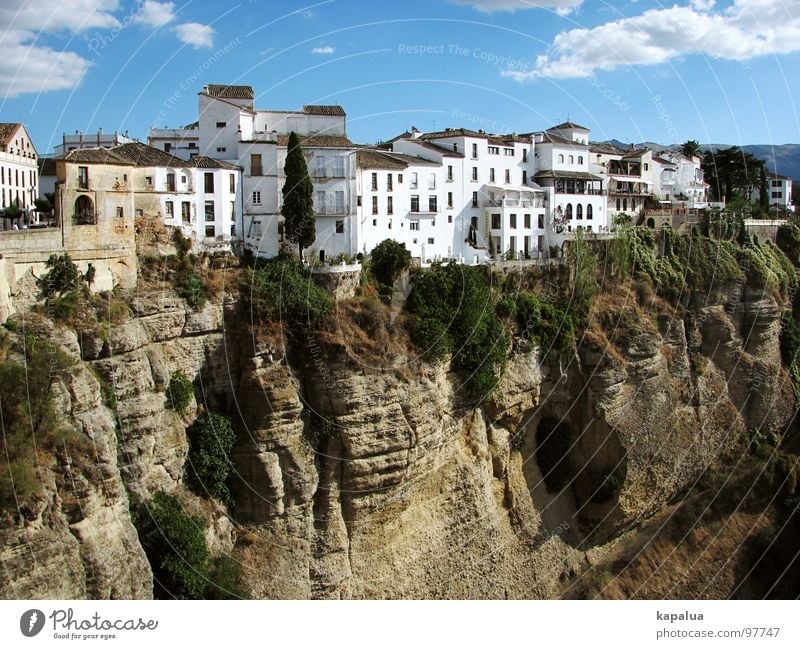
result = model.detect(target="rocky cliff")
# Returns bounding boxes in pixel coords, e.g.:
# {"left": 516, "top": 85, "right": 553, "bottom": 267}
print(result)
{"left": 0, "top": 269, "right": 795, "bottom": 599}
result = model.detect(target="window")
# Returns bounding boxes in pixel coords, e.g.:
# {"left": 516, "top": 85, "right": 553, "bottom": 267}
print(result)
{"left": 524, "top": 213, "right": 531, "bottom": 228}
{"left": 504, "top": 148, "right": 514, "bottom": 156}
{"left": 164, "top": 143, "right": 171, "bottom": 153}
{"left": 429, "top": 196, "right": 437, "bottom": 212}
{"left": 428, "top": 173, "right": 436, "bottom": 190}
{"left": 616, "top": 198, "right": 621, "bottom": 210}
{"left": 357, "top": 195, "right": 362, "bottom": 207}
{"left": 448, "top": 214, "right": 453, "bottom": 223}
{"left": 490, "top": 168, "right": 496, "bottom": 183}
{"left": 398, "top": 173, "right": 403, "bottom": 184}
{"left": 335, "top": 191, "right": 345, "bottom": 214}
{"left": 566, "top": 203, "right": 573, "bottom": 219}
{"left": 248, "top": 220, "right": 262, "bottom": 238}
{"left": 576, "top": 204, "right": 583, "bottom": 220}
{"left": 558, "top": 154, "right": 564, "bottom": 163}
{"left": 165, "top": 200, "right": 174, "bottom": 217}
{"left": 182, "top": 201, "right": 191, "bottom": 223}
{"left": 204, "top": 173, "right": 214, "bottom": 193}
{"left": 510, "top": 213, "right": 517, "bottom": 229}
{"left": 505, "top": 170, "right": 511, "bottom": 184}
{"left": 488, "top": 146, "right": 499, "bottom": 155}
{"left": 772, "top": 191, "right": 780, "bottom": 198}
{"left": 586, "top": 204, "right": 593, "bottom": 219}
{"left": 216, "top": 121, "right": 226, "bottom": 128}
{"left": 205, "top": 201, "right": 215, "bottom": 221}
{"left": 410, "top": 221, "right": 419, "bottom": 231}
{"left": 116, "top": 206, "right": 124, "bottom": 218}
{"left": 772, "top": 180, "right": 782, "bottom": 188}
{"left": 372, "top": 196, "right": 378, "bottom": 215}
{"left": 145, "top": 175, "right": 154, "bottom": 188}
{"left": 411, "top": 195, "right": 420, "bottom": 212}
{"left": 277, "top": 223, "right": 284, "bottom": 241}
{"left": 447, "top": 165, "right": 453, "bottom": 181}
{"left": 522, "top": 170, "right": 527, "bottom": 185}
{"left": 229, "top": 174, "right": 236, "bottom": 193}
{"left": 578, "top": 156, "right": 584, "bottom": 165}
{"left": 166, "top": 172, "right": 176, "bottom": 191}
{"left": 135, "top": 209, "right": 143, "bottom": 217}
{"left": 316, "top": 156, "right": 326, "bottom": 178}
{"left": 447, "top": 192, "right": 453, "bottom": 208}
{"left": 522, "top": 149, "right": 528, "bottom": 162}
{"left": 491, "top": 213, "right": 501, "bottom": 229}
{"left": 427, "top": 238, "right": 434, "bottom": 245}
{"left": 316, "top": 190, "right": 326, "bottom": 213}
{"left": 216, "top": 147, "right": 226, "bottom": 153}
{"left": 333, "top": 156, "right": 344, "bottom": 177}
{"left": 411, "top": 172, "right": 418, "bottom": 189}
{"left": 472, "top": 143, "right": 478, "bottom": 159}
{"left": 206, "top": 224, "right": 215, "bottom": 238}
{"left": 250, "top": 154, "right": 262, "bottom": 176}
{"left": 453, "top": 143, "right": 458, "bottom": 152}
{"left": 387, "top": 196, "right": 393, "bottom": 214}
{"left": 472, "top": 167, "right": 478, "bottom": 182}
{"left": 335, "top": 220, "right": 344, "bottom": 234}
{"left": 373, "top": 219, "right": 377, "bottom": 226}
{"left": 371, "top": 173, "right": 378, "bottom": 191}
{"left": 181, "top": 174, "right": 187, "bottom": 183}
{"left": 622, "top": 198, "right": 627, "bottom": 211}
{"left": 252, "top": 191, "right": 261, "bottom": 204}
{"left": 387, "top": 174, "right": 393, "bottom": 191}
{"left": 78, "top": 166, "right": 89, "bottom": 189}
{"left": 472, "top": 192, "right": 479, "bottom": 208}
{"left": 537, "top": 214, "right": 544, "bottom": 229}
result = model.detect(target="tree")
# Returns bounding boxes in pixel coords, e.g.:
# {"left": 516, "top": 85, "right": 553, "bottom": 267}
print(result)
{"left": 704, "top": 147, "right": 764, "bottom": 202}
{"left": 370, "top": 239, "right": 411, "bottom": 288}
{"left": 34, "top": 197, "right": 52, "bottom": 213}
{"left": 1, "top": 202, "right": 22, "bottom": 224}
{"left": 281, "top": 132, "right": 315, "bottom": 258}
{"left": 759, "top": 164, "right": 769, "bottom": 213}
{"left": 680, "top": 139, "right": 701, "bottom": 159}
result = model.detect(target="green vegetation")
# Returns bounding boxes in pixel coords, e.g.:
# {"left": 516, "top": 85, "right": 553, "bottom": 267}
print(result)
{"left": 243, "top": 254, "right": 331, "bottom": 327}
{"left": 0, "top": 339, "right": 74, "bottom": 510}
{"left": 565, "top": 229, "right": 597, "bottom": 318}
{"left": 703, "top": 147, "right": 764, "bottom": 203}
{"left": 39, "top": 254, "right": 83, "bottom": 297}
{"left": 780, "top": 309, "right": 800, "bottom": 407}
{"left": 406, "top": 263, "right": 508, "bottom": 401}
{"left": 282, "top": 131, "right": 315, "bottom": 257}
{"left": 739, "top": 239, "right": 796, "bottom": 298}
{"left": 186, "top": 413, "right": 236, "bottom": 504}
{"left": 370, "top": 239, "right": 411, "bottom": 289}
{"left": 503, "top": 292, "right": 578, "bottom": 357}
{"left": 776, "top": 222, "right": 800, "bottom": 264}
{"left": 172, "top": 230, "right": 207, "bottom": 311}
{"left": 166, "top": 370, "right": 194, "bottom": 415}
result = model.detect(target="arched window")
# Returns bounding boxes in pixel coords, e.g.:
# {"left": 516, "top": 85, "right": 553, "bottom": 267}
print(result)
{"left": 578, "top": 156, "right": 584, "bottom": 165}
{"left": 586, "top": 204, "right": 593, "bottom": 220}
{"left": 558, "top": 154, "right": 564, "bottom": 163}
{"left": 576, "top": 204, "right": 583, "bottom": 219}
{"left": 73, "top": 195, "right": 95, "bottom": 225}
{"left": 566, "top": 203, "right": 573, "bottom": 219}
{"left": 632, "top": 199, "right": 636, "bottom": 210}
{"left": 647, "top": 218, "right": 655, "bottom": 229}
{"left": 622, "top": 198, "right": 628, "bottom": 211}
{"left": 616, "top": 198, "right": 621, "bottom": 211}
{"left": 568, "top": 155, "right": 574, "bottom": 164}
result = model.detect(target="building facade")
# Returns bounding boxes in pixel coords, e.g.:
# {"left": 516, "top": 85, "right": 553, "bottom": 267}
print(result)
{"left": 0, "top": 123, "right": 39, "bottom": 225}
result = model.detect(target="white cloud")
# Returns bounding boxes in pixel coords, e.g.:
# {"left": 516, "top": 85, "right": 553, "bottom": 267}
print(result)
{"left": 132, "top": 1, "right": 175, "bottom": 28}
{"left": 173, "top": 22, "right": 214, "bottom": 48}
{"left": 0, "top": 0, "right": 119, "bottom": 98}
{"left": 506, "top": 0, "right": 800, "bottom": 80}
{"left": 449, "top": 0, "right": 583, "bottom": 14}
{"left": 311, "top": 46, "right": 335, "bottom": 54}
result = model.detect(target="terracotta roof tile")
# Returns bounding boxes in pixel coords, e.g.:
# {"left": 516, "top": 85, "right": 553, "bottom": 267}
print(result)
{"left": 204, "top": 84, "right": 254, "bottom": 100}
{"left": 302, "top": 105, "right": 346, "bottom": 116}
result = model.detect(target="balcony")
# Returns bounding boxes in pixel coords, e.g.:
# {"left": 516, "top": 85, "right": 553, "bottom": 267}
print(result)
{"left": 485, "top": 199, "right": 545, "bottom": 209}
{"left": 315, "top": 206, "right": 348, "bottom": 215}
{"left": 554, "top": 187, "right": 605, "bottom": 195}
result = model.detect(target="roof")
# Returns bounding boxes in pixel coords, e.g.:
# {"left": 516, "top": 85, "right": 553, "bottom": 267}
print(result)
{"left": 420, "top": 128, "right": 488, "bottom": 140}
{"left": 302, "top": 105, "right": 346, "bottom": 117}
{"left": 534, "top": 170, "right": 603, "bottom": 181}
{"left": 191, "top": 155, "right": 240, "bottom": 170}
{"left": 767, "top": 172, "right": 794, "bottom": 181}
{"left": 38, "top": 157, "right": 56, "bottom": 175}
{"left": 622, "top": 147, "right": 651, "bottom": 160}
{"left": 0, "top": 122, "right": 21, "bottom": 146}
{"left": 536, "top": 131, "right": 588, "bottom": 148}
{"left": 549, "top": 120, "right": 590, "bottom": 132}
{"left": 357, "top": 149, "right": 408, "bottom": 170}
{"left": 111, "top": 141, "right": 191, "bottom": 167}
{"left": 492, "top": 133, "right": 530, "bottom": 144}
{"left": 276, "top": 134, "right": 353, "bottom": 148}
{"left": 203, "top": 84, "right": 254, "bottom": 100}
{"left": 652, "top": 155, "right": 677, "bottom": 166}
{"left": 404, "top": 140, "right": 465, "bottom": 158}
{"left": 62, "top": 147, "right": 132, "bottom": 165}
{"left": 590, "top": 141, "right": 626, "bottom": 156}
{"left": 384, "top": 130, "right": 414, "bottom": 144}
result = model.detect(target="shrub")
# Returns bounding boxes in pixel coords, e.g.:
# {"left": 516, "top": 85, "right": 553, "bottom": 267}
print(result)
{"left": 39, "top": 253, "right": 83, "bottom": 297}
{"left": 514, "top": 292, "right": 578, "bottom": 357}
{"left": 133, "top": 492, "right": 209, "bottom": 599}
{"left": 206, "top": 555, "right": 249, "bottom": 599}
{"left": 186, "top": 413, "right": 236, "bottom": 504}
{"left": 776, "top": 223, "right": 800, "bottom": 265}
{"left": 179, "top": 271, "right": 206, "bottom": 310}
{"left": 406, "top": 263, "right": 508, "bottom": 401}
{"left": 243, "top": 254, "right": 331, "bottom": 327}
{"left": 166, "top": 370, "right": 194, "bottom": 415}
{"left": 370, "top": 239, "right": 411, "bottom": 288}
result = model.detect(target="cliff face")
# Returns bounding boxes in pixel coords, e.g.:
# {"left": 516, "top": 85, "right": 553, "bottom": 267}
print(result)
{"left": 0, "top": 279, "right": 794, "bottom": 599}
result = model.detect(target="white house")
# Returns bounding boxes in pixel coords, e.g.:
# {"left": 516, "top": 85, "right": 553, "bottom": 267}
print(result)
{"left": 753, "top": 172, "right": 794, "bottom": 211}
{"left": 147, "top": 122, "right": 200, "bottom": 159}
{"left": 0, "top": 122, "right": 39, "bottom": 226}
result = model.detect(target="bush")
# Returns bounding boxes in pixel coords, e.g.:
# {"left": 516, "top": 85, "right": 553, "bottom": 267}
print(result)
{"left": 39, "top": 253, "right": 84, "bottom": 297}
{"left": 406, "top": 263, "right": 508, "bottom": 401}
{"left": 133, "top": 492, "right": 209, "bottom": 599}
{"left": 179, "top": 271, "right": 206, "bottom": 310}
{"left": 243, "top": 254, "right": 331, "bottom": 327}
{"left": 186, "top": 413, "right": 236, "bottom": 504}
{"left": 167, "top": 370, "right": 194, "bottom": 415}
{"left": 370, "top": 239, "right": 411, "bottom": 288}
{"left": 206, "top": 555, "right": 249, "bottom": 599}
{"left": 515, "top": 292, "right": 578, "bottom": 357}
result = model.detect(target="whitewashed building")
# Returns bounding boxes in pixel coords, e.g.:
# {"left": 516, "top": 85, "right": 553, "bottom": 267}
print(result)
{"left": 0, "top": 122, "right": 39, "bottom": 225}
{"left": 751, "top": 172, "right": 794, "bottom": 211}
{"left": 147, "top": 122, "right": 200, "bottom": 159}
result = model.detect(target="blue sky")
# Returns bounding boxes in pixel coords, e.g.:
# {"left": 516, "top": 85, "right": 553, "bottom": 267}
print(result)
{"left": 1, "top": 0, "right": 799, "bottom": 154}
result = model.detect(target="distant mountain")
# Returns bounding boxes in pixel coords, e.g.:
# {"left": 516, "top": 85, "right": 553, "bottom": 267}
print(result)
{"left": 601, "top": 139, "right": 800, "bottom": 180}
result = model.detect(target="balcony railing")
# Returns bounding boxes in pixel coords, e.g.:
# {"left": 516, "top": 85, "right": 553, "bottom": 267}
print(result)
{"left": 485, "top": 199, "right": 545, "bottom": 208}
{"left": 315, "top": 206, "right": 348, "bottom": 215}
{"left": 554, "top": 187, "right": 605, "bottom": 195}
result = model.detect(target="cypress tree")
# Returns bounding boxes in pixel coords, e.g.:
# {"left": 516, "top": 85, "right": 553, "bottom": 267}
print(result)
{"left": 282, "top": 131, "right": 315, "bottom": 258}
{"left": 759, "top": 165, "right": 770, "bottom": 213}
